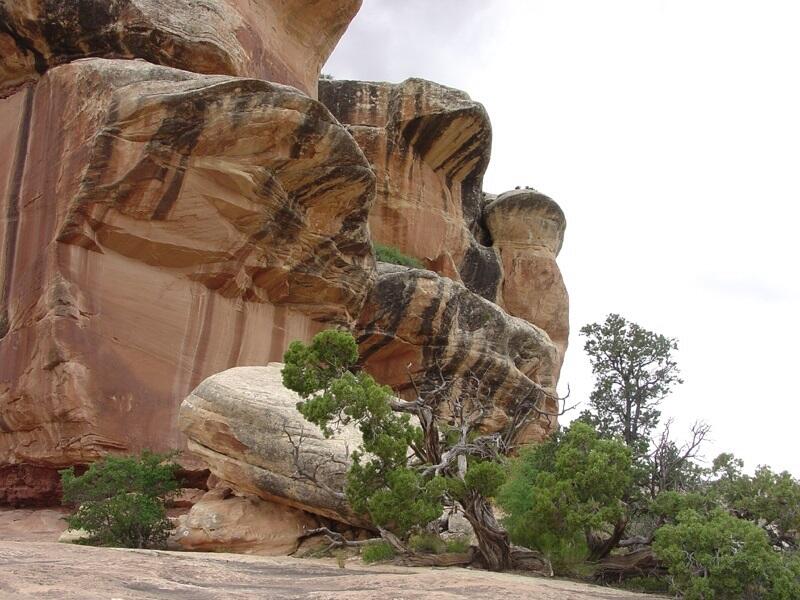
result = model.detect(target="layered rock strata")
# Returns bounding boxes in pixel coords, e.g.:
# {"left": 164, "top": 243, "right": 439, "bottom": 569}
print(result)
{"left": 0, "top": 0, "right": 572, "bottom": 512}
{"left": 0, "top": 58, "right": 374, "bottom": 504}
{"left": 179, "top": 363, "right": 367, "bottom": 527}
{"left": 170, "top": 486, "right": 320, "bottom": 555}
{"left": 0, "top": 0, "right": 361, "bottom": 97}
{"left": 319, "top": 78, "right": 502, "bottom": 300}
{"left": 357, "top": 264, "right": 560, "bottom": 444}
{"left": 319, "top": 79, "right": 569, "bottom": 371}
{"left": 484, "top": 190, "right": 569, "bottom": 367}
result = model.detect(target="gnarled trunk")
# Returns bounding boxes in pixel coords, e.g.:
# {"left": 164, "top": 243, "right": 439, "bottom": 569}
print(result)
{"left": 586, "top": 516, "right": 628, "bottom": 561}
{"left": 462, "top": 491, "right": 511, "bottom": 571}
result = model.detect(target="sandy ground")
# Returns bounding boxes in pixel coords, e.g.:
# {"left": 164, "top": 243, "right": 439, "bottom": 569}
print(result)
{"left": 0, "top": 509, "right": 657, "bottom": 600}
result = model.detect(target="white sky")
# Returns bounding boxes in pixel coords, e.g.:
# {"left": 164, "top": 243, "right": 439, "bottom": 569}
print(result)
{"left": 326, "top": 0, "right": 800, "bottom": 475}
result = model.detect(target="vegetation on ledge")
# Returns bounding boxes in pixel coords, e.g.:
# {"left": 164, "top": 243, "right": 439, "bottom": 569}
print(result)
{"left": 373, "top": 243, "right": 425, "bottom": 268}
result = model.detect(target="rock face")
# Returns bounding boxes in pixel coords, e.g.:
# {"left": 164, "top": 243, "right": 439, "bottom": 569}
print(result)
{"left": 319, "top": 79, "right": 502, "bottom": 300}
{"left": 170, "top": 487, "right": 319, "bottom": 555}
{"left": 179, "top": 364, "right": 368, "bottom": 527}
{"left": 319, "top": 79, "right": 569, "bottom": 370}
{"left": 0, "top": 0, "right": 571, "bottom": 511}
{"left": 0, "top": 0, "right": 361, "bottom": 97}
{"left": 357, "top": 264, "right": 561, "bottom": 444}
{"left": 0, "top": 58, "right": 374, "bottom": 505}
{"left": 485, "top": 190, "right": 569, "bottom": 368}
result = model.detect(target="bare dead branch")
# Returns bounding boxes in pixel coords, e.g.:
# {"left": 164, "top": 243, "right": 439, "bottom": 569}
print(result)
{"left": 283, "top": 422, "right": 347, "bottom": 501}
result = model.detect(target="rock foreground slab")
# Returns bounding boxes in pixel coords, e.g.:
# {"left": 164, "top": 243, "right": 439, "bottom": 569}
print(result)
{"left": 0, "top": 540, "right": 660, "bottom": 600}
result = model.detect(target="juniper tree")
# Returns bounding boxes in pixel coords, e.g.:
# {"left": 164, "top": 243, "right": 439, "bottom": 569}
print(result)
{"left": 579, "top": 314, "right": 683, "bottom": 455}
{"left": 281, "top": 329, "right": 563, "bottom": 572}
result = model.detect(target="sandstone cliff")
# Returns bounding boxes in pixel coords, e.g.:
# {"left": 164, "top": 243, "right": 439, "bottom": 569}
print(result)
{"left": 0, "top": 0, "right": 360, "bottom": 98}
{"left": 0, "top": 57, "right": 374, "bottom": 504}
{"left": 0, "top": 0, "right": 570, "bottom": 508}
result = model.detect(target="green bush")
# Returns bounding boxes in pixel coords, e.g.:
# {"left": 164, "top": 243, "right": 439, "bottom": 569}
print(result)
{"left": 444, "top": 537, "right": 472, "bottom": 554}
{"left": 409, "top": 532, "right": 446, "bottom": 554}
{"left": 653, "top": 508, "right": 800, "bottom": 599}
{"left": 361, "top": 541, "right": 396, "bottom": 563}
{"left": 60, "top": 451, "right": 179, "bottom": 549}
{"left": 373, "top": 243, "right": 424, "bottom": 268}
{"left": 498, "top": 422, "right": 631, "bottom": 572}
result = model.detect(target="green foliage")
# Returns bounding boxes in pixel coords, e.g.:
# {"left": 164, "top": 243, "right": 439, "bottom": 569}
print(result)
{"left": 445, "top": 536, "right": 472, "bottom": 553}
{"left": 365, "top": 469, "right": 446, "bottom": 536}
{"left": 649, "top": 490, "right": 719, "bottom": 523}
{"left": 654, "top": 508, "right": 800, "bottom": 599}
{"left": 361, "top": 541, "right": 396, "bottom": 563}
{"left": 60, "top": 452, "right": 178, "bottom": 549}
{"left": 713, "top": 462, "right": 800, "bottom": 539}
{"left": 409, "top": 532, "right": 447, "bottom": 554}
{"left": 408, "top": 532, "right": 472, "bottom": 555}
{"left": 283, "top": 331, "right": 443, "bottom": 537}
{"left": 373, "top": 243, "right": 424, "bottom": 269}
{"left": 498, "top": 422, "right": 631, "bottom": 571}
{"left": 464, "top": 461, "right": 505, "bottom": 498}
{"left": 579, "top": 314, "right": 682, "bottom": 453}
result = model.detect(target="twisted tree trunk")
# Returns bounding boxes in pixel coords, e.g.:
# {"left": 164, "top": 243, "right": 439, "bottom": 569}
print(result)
{"left": 462, "top": 491, "right": 511, "bottom": 571}
{"left": 586, "top": 516, "right": 628, "bottom": 561}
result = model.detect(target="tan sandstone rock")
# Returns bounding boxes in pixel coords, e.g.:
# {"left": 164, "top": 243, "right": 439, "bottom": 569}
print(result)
{"left": 170, "top": 487, "right": 319, "bottom": 555}
{"left": 0, "top": 0, "right": 361, "bottom": 98}
{"left": 357, "top": 264, "right": 561, "bottom": 444}
{"left": 485, "top": 189, "right": 570, "bottom": 369}
{"left": 179, "top": 363, "right": 368, "bottom": 527}
{"left": 319, "top": 78, "right": 503, "bottom": 300}
{"left": 0, "top": 58, "right": 375, "bottom": 505}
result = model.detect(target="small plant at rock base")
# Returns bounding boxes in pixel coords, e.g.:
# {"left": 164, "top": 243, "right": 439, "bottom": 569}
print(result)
{"left": 444, "top": 536, "right": 472, "bottom": 554}
{"left": 373, "top": 243, "right": 424, "bottom": 269}
{"left": 361, "top": 541, "right": 396, "bottom": 563}
{"left": 409, "top": 532, "right": 447, "bottom": 554}
{"left": 60, "top": 451, "right": 179, "bottom": 549}
{"left": 334, "top": 549, "right": 347, "bottom": 568}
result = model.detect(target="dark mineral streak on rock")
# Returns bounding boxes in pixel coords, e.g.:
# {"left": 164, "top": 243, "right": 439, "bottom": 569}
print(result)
{"left": 0, "top": 84, "right": 34, "bottom": 339}
{"left": 318, "top": 77, "right": 502, "bottom": 300}
{"left": 357, "top": 266, "right": 559, "bottom": 442}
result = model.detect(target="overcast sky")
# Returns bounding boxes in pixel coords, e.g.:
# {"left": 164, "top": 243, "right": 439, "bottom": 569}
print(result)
{"left": 326, "top": 0, "right": 799, "bottom": 475}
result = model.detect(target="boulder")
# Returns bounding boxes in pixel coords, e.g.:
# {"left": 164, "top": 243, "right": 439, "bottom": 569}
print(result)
{"left": 0, "top": 0, "right": 361, "bottom": 97}
{"left": 319, "top": 78, "right": 502, "bottom": 300}
{"left": 0, "top": 58, "right": 375, "bottom": 504}
{"left": 170, "top": 487, "right": 319, "bottom": 555}
{"left": 357, "top": 264, "right": 561, "bottom": 444}
{"left": 485, "top": 189, "right": 569, "bottom": 369}
{"left": 179, "top": 363, "right": 368, "bottom": 527}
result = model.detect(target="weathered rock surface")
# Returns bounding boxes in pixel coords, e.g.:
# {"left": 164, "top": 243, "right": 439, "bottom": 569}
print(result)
{"left": 485, "top": 189, "right": 569, "bottom": 368}
{"left": 0, "top": 0, "right": 361, "bottom": 97}
{"left": 319, "top": 79, "right": 569, "bottom": 369}
{"left": 0, "top": 0, "right": 572, "bottom": 513}
{"left": 170, "top": 487, "right": 319, "bottom": 555}
{"left": 179, "top": 363, "right": 368, "bottom": 527}
{"left": 319, "top": 78, "right": 502, "bottom": 300}
{"left": 0, "top": 540, "right": 660, "bottom": 599}
{"left": 0, "top": 58, "right": 375, "bottom": 504}
{"left": 357, "top": 264, "right": 561, "bottom": 444}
